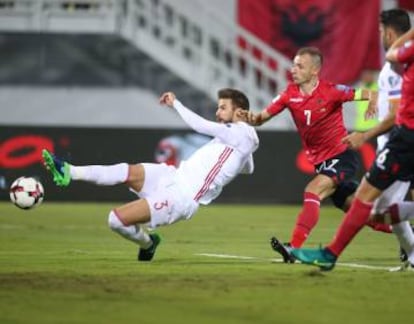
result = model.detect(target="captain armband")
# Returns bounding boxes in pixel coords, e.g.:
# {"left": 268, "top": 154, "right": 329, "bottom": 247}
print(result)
{"left": 354, "top": 88, "right": 363, "bottom": 100}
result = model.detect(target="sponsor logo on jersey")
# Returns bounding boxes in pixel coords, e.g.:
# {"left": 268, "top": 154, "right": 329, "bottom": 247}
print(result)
{"left": 290, "top": 98, "right": 303, "bottom": 102}
{"left": 388, "top": 76, "right": 400, "bottom": 87}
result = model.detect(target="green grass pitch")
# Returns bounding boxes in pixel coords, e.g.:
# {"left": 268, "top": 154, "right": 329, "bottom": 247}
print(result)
{"left": 0, "top": 202, "right": 413, "bottom": 324}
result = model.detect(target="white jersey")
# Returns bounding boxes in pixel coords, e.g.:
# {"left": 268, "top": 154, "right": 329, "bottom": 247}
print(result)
{"left": 373, "top": 62, "right": 409, "bottom": 215}
{"left": 377, "top": 62, "right": 402, "bottom": 151}
{"left": 173, "top": 99, "right": 259, "bottom": 205}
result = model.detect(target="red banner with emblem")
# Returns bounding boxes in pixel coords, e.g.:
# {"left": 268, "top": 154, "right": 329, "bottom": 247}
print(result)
{"left": 238, "top": 0, "right": 381, "bottom": 84}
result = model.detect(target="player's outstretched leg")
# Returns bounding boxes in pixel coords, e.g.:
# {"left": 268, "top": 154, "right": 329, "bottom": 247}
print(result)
{"left": 138, "top": 233, "right": 161, "bottom": 261}
{"left": 291, "top": 247, "right": 337, "bottom": 271}
{"left": 42, "top": 149, "right": 71, "bottom": 187}
{"left": 270, "top": 236, "right": 295, "bottom": 263}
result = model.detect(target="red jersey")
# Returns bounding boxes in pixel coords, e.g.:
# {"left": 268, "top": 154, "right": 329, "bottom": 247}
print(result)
{"left": 396, "top": 40, "right": 414, "bottom": 129}
{"left": 266, "top": 80, "right": 355, "bottom": 165}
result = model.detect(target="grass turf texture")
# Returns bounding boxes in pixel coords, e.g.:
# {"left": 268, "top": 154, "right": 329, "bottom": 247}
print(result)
{"left": 0, "top": 202, "right": 413, "bottom": 324}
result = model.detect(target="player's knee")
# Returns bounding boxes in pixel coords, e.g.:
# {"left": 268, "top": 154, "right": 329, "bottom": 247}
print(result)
{"left": 331, "top": 180, "right": 358, "bottom": 210}
{"left": 108, "top": 210, "right": 125, "bottom": 232}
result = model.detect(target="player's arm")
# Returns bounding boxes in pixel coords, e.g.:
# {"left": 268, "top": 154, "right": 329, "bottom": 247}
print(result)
{"left": 336, "top": 84, "right": 376, "bottom": 106}
{"left": 246, "top": 93, "right": 287, "bottom": 126}
{"left": 159, "top": 91, "right": 227, "bottom": 137}
{"left": 353, "top": 88, "right": 376, "bottom": 101}
{"left": 342, "top": 99, "right": 398, "bottom": 149}
{"left": 246, "top": 110, "right": 272, "bottom": 126}
{"left": 386, "top": 28, "right": 414, "bottom": 62}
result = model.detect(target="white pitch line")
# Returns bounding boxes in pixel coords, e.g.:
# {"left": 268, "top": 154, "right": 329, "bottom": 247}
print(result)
{"left": 197, "top": 253, "right": 278, "bottom": 261}
{"left": 196, "top": 253, "right": 396, "bottom": 271}
{"left": 335, "top": 262, "right": 393, "bottom": 271}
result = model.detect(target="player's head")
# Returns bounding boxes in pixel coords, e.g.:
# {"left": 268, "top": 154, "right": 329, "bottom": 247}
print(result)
{"left": 380, "top": 9, "right": 411, "bottom": 50}
{"left": 291, "top": 47, "right": 323, "bottom": 85}
{"left": 216, "top": 88, "right": 250, "bottom": 123}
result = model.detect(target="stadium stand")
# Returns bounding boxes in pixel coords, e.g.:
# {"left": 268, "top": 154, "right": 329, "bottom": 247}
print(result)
{"left": 0, "top": 0, "right": 294, "bottom": 129}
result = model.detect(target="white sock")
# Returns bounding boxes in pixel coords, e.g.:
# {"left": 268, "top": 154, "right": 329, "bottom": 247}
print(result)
{"left": 392, "top": 221, "right": 414, "bottom": 264}
{"left": 396, "top": 202, "right": 414, "bottom": 222}
{"left": 69, "top": 163, "right": 129, "bottom": 185}
{"left": 108, "top": 210, "right": 152, "bottom": 248}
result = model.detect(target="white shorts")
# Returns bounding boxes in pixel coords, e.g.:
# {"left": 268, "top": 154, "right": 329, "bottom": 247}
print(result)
{"left": 372, "top": 180, "right": 410, "bottom": 214}
{"left": 132, "top": 163, "right": 199, "bottom": 229}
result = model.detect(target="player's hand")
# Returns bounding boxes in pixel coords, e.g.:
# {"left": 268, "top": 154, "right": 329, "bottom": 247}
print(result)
{"left": 342, "top": 132, "right": 366, "bottom": 149}
{"left": 238, "top": 110, "right": 249, "bottom": 122}
{"left": 246, "top": 112, "right": 262, "bottom": 126}
{"left": 159, "top": 92, "right": 176, "bottom": 107}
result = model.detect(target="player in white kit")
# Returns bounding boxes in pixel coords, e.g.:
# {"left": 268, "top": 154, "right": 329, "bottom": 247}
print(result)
{"left": 342, "top": 9, "right": 414, "bottom": 265}
{"left": 42, "top": 89, "right": 259, "bottom": 261}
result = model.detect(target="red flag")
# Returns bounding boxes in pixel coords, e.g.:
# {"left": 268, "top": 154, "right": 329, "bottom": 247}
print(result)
{"left": 238, "top": 0, "right": 381, "bottom": 84}
{"left": 398, "top": 0, "right": 414, "bottom": 11}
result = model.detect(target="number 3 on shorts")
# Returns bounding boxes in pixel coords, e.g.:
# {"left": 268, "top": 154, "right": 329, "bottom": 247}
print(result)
{"left": 154, "top": 200, "right": 169, "bottom": 210}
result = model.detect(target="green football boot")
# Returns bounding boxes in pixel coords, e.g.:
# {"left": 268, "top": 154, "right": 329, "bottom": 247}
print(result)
{"left": 291, "top": 247, "right": 337, "bottom": 271}
{"left": 42, "top": 149, "right": 71, "bottom": 187}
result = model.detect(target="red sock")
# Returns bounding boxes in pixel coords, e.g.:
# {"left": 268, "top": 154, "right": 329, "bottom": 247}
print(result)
{"left": 388, "top": 204, "right": 401, "bottom": 224}
{"left": 328, "top": 198, "right": 372, "bottom": 256}
{"left": 290, "top": 192, "right": 320, "bottom": 248}
{"left": 366, "top": 220, "right": 392, "bottom": 233}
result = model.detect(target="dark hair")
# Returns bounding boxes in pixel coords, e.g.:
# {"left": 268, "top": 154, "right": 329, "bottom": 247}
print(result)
{"left": 218, "top": 88, "right": 250, "bottom": 111}
{"left": 296, "top": 46, "right": 323, "bottom": 67}
{"left": 380, "top": 9, "right": 411, "bottom": 34}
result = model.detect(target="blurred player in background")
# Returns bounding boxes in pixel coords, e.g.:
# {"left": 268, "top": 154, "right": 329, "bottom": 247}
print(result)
{"left": 342, "top": 9, "right": 414, "bottom": 263}
{"left": 154, "top": 133, "right": 211, "bottom": 167}
{"left": 247, "top": 46, "right": 380, "bottom": 263}
{"left": 354, "top": 69, "right": 379, "bottom": 131}
{"left": 42, "top": 89, "right": 259, "bottom": 261}
{"left": 292, "top": 26, "right": 414, "bottom": 271}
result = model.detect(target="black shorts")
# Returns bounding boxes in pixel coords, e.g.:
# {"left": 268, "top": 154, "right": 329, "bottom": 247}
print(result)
{"left": 366, "top": 125, "right": 414, "bottom": 190}
{"left": 314, "top": 149, "right": 359, "bottom": 183}
{"left": 314, "top": 149, "right": 359, "bottom": 209}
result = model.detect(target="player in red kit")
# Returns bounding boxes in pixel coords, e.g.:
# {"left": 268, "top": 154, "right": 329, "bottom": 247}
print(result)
{"left": 292, "top": 29, "right": 414, "bottom": 271}
{"left": 247, "top": 47, "right": 380, "bottom": 263}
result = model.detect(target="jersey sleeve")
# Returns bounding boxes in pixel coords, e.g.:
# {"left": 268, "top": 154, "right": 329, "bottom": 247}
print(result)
{"left": 173, "top": 99, "right": 225, "bottom": 137}
{"left": 333, "top": 84, "right": 356, "bottom": 103}
{"left": 173, "top": 100, "right": 259, "bottom": 155}
{"left": 396, "top": 40, "right": 414, "bottom": 64}
{"left": 265, "top": 91, "right": 289, "bottom": 116}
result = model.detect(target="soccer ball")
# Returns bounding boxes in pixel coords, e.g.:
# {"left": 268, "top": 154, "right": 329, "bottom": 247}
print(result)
{"left": 9, "top": 177, "right": 44, "bottom": 210}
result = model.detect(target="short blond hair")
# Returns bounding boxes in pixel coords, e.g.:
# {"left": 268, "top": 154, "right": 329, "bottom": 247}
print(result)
{"left": 296, "top": 47, "right": 323, "bottom": 68}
